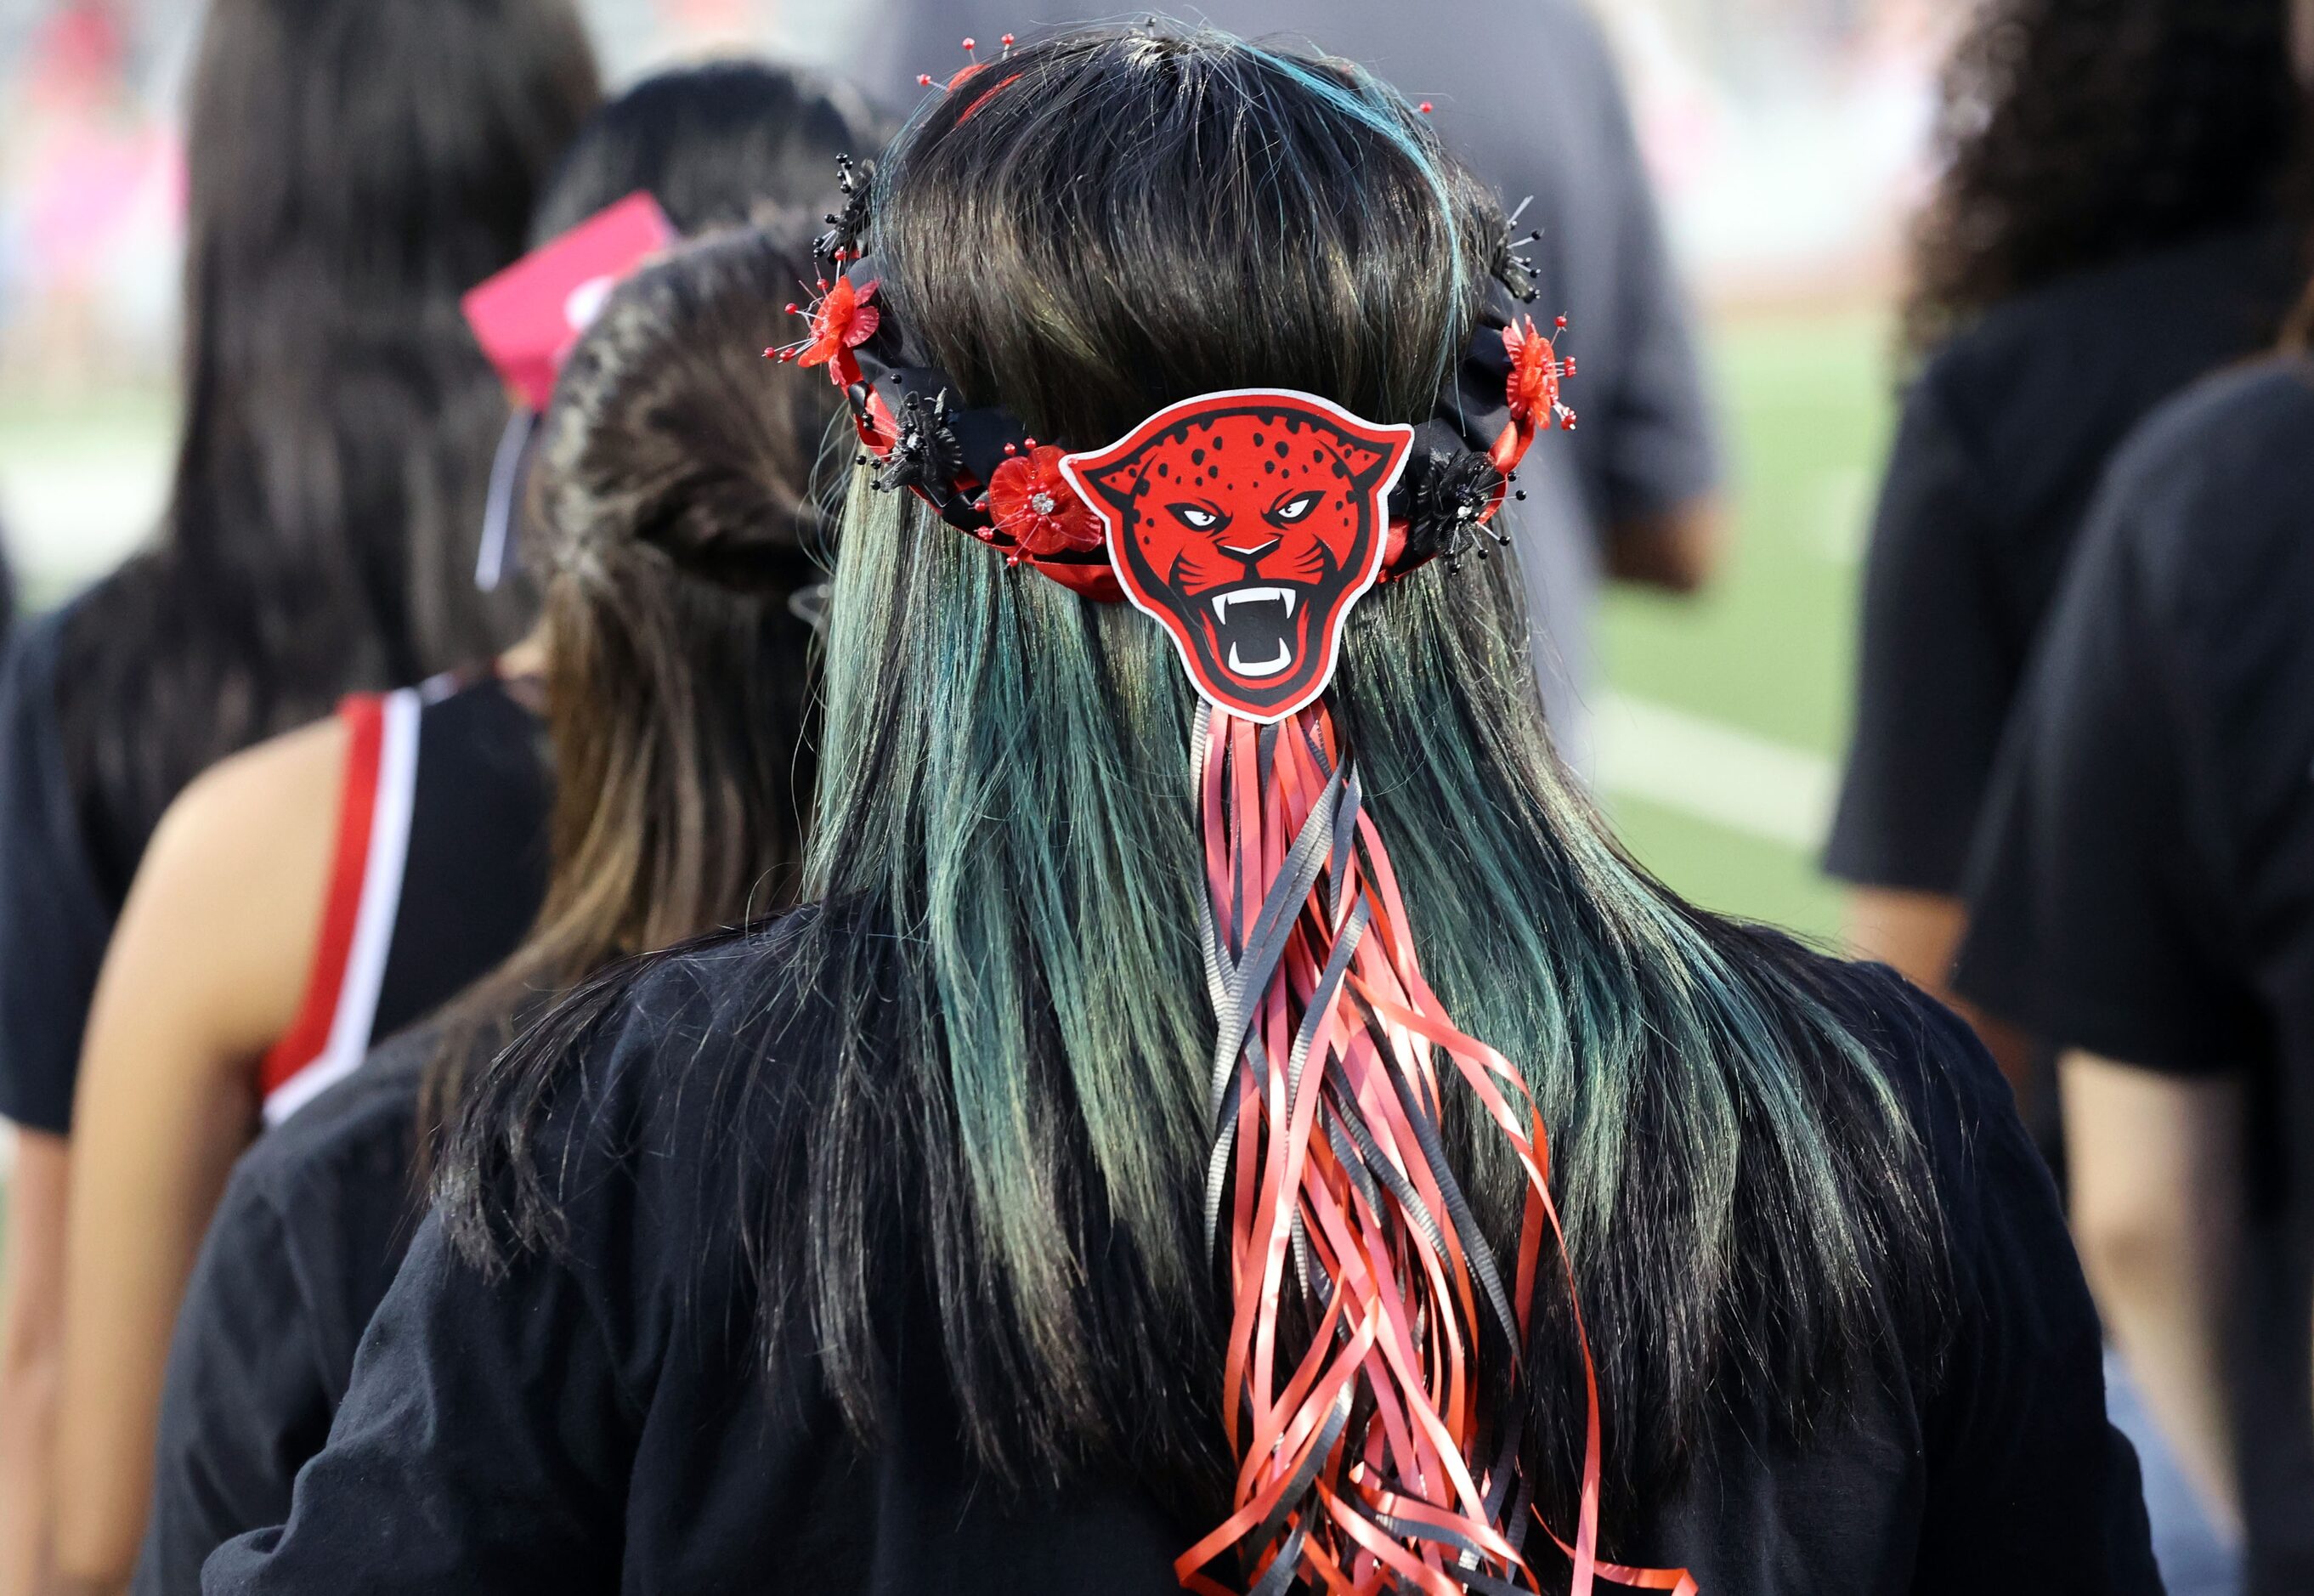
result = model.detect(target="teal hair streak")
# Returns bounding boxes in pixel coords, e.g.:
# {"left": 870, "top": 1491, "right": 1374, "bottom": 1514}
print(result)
{"left": 805, "top": 487, "right": 1216, "bottom": 1430}
{"left": 1233, "top": 42, "right": 1473, "bottom": 399}
{"left": 1332, "top": 562, "right": 1924, "bottom": 1415}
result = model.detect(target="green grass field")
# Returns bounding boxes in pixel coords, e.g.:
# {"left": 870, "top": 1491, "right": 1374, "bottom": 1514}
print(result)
{"left": 1598, "top": 305, "right": 1892, "bottom": 940}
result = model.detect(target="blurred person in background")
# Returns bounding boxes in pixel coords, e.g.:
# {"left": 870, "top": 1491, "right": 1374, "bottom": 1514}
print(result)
{"left": 857, "top": 0, "right": 1725, "bottom": 773}
{"left": 0, "top": 0, "right": 601, "bottom": 1589}
{"left": 212, "top": 28, "right": 2153, "bottom": 1593}
{"left": 3, "top": 0, "right": 167, "bottom": 392}
{"left": 1828, "top": 0, "right": 2314, "bottom": 1117}
{"left": 1954, "top": 346, "right": 2314, "bottom": 1593}
{"left": 137, "top": 218, "right": 839, "bottom": 1595}
{"left": 48, "top": 62, "right": 879, "bottom": 1594}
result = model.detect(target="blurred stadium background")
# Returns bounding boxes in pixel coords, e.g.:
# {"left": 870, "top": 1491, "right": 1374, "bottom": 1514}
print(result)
{"left": 0, "top": 0, "right": 1949, "bottom": 942}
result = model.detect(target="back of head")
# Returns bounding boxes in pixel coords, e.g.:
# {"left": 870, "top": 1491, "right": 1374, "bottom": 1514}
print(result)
{"left": 467, "top": 59, "right": 881, "bottom": 624}
{"left": 518, "top": 224, "right": 835, "bottom": 983}
{"left": 531, "top": 58, "right": 887, "bottom": 241}
{"left": 58, "top": 0, "right": 600, "bottom": 897}
{"left": 423, "top": 224, "right": 840, "bottom": 1157}
{"left": 874, "top": 31, "right": 1491, "bottom": 446}
{"left": 801, "top": 22, "right": 1936, "bottom": 1501}
{"left": 420, "top": 59, "right": 881, "bottom": 1065}
{"left": 1909, "top": 0, "right": 2305, "bottom": 350}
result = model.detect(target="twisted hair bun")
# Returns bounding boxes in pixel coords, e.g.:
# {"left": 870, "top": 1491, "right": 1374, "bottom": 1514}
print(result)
{"left": 533, "top": 224, "right": 837, "bottom": 597}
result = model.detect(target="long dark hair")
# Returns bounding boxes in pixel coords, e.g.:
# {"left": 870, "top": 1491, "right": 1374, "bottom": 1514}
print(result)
{"left": 467, "top": 227, "right": 834, "bottom": 1018}
{"left": 450, "top": 25, "right": 1938, "bottom": 1518}
{"left": 53, "top": 0, "right": 600, "bottom": 900}
{"left": 1907, "top": 0, "right": 2306, "bottom": 352}
{"left": 416, "top": 63, "right": 883, "bottom": 1132}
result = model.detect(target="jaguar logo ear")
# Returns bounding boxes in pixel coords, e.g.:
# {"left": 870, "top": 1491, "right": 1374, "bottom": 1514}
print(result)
{"left": 1076, "top": 454, "right": 1146, "bottom": 515}
{"left": 1325, "top": 432, "right": 1399, "bottom": 495}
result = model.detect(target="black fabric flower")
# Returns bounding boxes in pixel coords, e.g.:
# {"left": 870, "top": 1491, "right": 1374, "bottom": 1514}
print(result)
{"left": 1401, "top": 449, "right": 1508, "bottom": 569}
{"left": 873, "top": 388, "right": 967, "bottom": 496}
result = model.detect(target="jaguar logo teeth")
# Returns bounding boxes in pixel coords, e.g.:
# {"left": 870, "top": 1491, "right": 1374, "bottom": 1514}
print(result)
{"left": 1211, "top": 586, "right": 1297, "bottom": 621}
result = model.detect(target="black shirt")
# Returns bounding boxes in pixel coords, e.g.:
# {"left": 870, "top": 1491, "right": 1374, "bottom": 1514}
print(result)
{"left": 141, "top": 1030, "right": 438, "bottom": 1596}
{"left": 202, "top": 930, "right": 2156, "bottom": 1594}
{"left": 0, "top": 642, "right": 550, "bottom": 1135}
{"left": 0, "top": 605, "right": 116, "bottom": 1133}
{"left": 1827, "top": 225, "right": 2304, "bottom": 893}
{"left": 1955, "top": 358, "right": 2314, "bottom": 1593}
{"left": 1956, "top": 357, "right": 2314, "bottom": 1087}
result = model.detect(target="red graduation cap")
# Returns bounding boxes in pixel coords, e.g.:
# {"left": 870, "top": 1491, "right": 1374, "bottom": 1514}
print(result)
{"left": 461, "top": 191, "right": 676, "bottom": 412}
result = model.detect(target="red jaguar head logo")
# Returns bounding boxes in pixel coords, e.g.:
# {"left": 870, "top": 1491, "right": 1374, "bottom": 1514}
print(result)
{"left": 1061, "top": 391, "right": 1412, "bottom": 722}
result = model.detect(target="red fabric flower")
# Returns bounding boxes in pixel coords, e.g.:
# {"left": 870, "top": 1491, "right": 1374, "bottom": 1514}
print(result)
{"left": 986, "top": 444, "right": 1101, "bottom": 558}
{"left": 796, "top": 276, "right": 880, "bottom": 388}
{"left": 1502, "top": 315, "right": 1560, "bottom": 430}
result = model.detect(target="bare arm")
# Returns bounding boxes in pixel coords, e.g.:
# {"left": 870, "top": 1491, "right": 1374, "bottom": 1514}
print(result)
{"left": 2060, "top": 1050, "right": 2244, "bottom": 1539}
{"left": 1604, "top": 494, "right": 1726, "bottom": 594}
{"left": 1, "top": 1128, "right": 69, "bottom": 1596}
{"left": 52, "top": 721, "right": 345, "bottom": 1590}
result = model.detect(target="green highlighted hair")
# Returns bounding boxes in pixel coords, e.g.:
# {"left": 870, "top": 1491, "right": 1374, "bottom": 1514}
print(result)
{"left": 789, "top": 25, "right": 1937, "bottom": 1497}
{"left": 452, "top": 21, "right": 1942, "bottom": 1512}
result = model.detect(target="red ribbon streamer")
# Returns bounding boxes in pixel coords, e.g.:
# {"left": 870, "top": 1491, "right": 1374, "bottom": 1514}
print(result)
{"left": 1176, "top": 701, "right": 1694, "bottom": 1596}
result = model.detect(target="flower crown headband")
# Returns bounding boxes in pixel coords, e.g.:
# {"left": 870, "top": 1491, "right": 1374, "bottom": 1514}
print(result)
{"left": 772, "top": 150, "right": 1576, "bottom": 605}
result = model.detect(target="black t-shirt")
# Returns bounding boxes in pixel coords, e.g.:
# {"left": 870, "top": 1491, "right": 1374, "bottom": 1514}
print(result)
{"left": 1827, "top": 224, "right": 2304, "bottom": 893}
{"left": 141, "top": 1028, "right": 438, "bottom": 1596}
{"left": 0, "top": 605, "right": 117, "bottom": 1133}
{"left": 0, "top": 642, "right": 549, "bottom": 1135}
{"left": 1956, "top": 357, "right": 2314, "bottom": 1089}
{"left": 1955, "top": 358, "right": 2314, "bottom": 1593}
{"left": 201, "top": 925, "right": 2156, "bottom": 1595}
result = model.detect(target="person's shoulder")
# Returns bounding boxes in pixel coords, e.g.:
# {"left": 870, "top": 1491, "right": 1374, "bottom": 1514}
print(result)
{"left": 436, "top": 910, "right": 830, "bottom": 1275}
{"left": 0, "top": 598, "right": 76, "bottom": 722}
{"left": 2091, "top": 354, "right": 2314, "bottom": 603}
{"left": 597, "top": 907, "right": 820, "bottom": 1023}
{"left": 1761, "top": 938, "right": 2020, "bottom": 1166}
{"left": 530, "top": 907, "right": 831, "bottom": 1136}
{"left": 1921, "top": 227, "right": 2294, "bottom": 464}
{"left": 167, "top": 703, "right": 347, "bottom": 818}
{"left": 234, "top": 1024, "right": 435, "bottom": 1212}
{"left": 0, "top": 577, "right": 144, "bottom": 797}
{"left": 132, "top": 708, "right": 348, "bottom": 947}
{"left": 1934, "top": 226, "right": 2289, "bottom": 387}
{"left": 2105, "top": 354, "right": 2314, "bottom": 496}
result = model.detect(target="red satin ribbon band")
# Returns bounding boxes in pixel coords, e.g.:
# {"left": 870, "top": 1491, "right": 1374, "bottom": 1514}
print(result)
{"left": 1180, "top": 701, "right": 1694, "bottom": 1596}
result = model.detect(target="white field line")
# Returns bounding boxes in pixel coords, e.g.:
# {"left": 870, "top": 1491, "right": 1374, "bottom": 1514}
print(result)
{"left": 1593, "top": 690, "right": 1836, "bottom": 852}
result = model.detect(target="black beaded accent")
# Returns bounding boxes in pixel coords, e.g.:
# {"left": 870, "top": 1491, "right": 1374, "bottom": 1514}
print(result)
{"left": 813, "top": 154, "right": 874, "bottom": 277}
{"left": 1494, "top": 223, "right": 1543, "bottom": 304}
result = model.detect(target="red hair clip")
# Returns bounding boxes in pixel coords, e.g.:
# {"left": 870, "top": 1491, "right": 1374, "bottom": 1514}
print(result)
{"left": 461, "top": 192, "right": 676, "bottom": 412}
